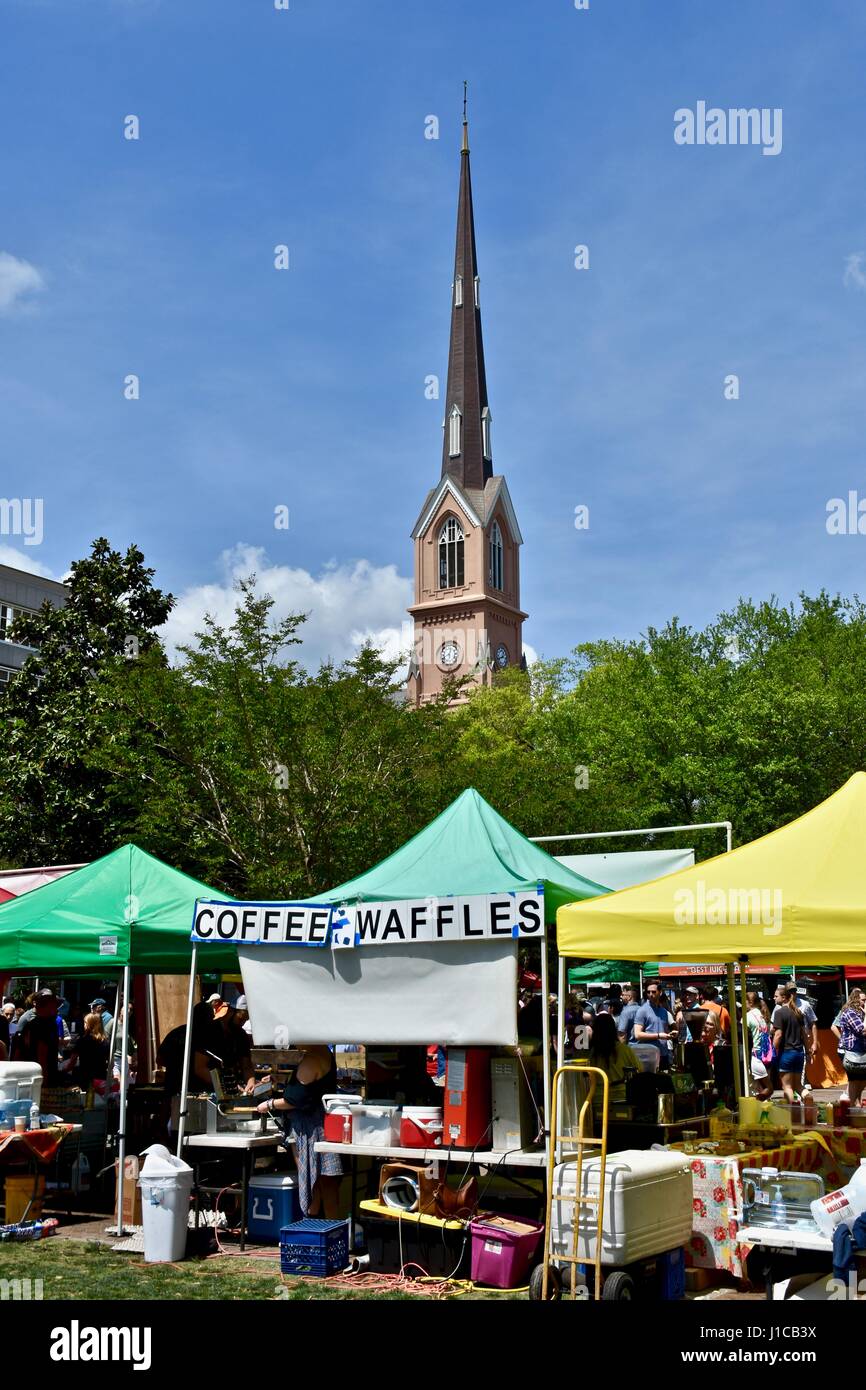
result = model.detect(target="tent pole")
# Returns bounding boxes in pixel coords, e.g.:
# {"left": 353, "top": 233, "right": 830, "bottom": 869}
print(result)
{"left": 726, "top": 962, "right": 743, "bottom": 1108}
{"left": 176, "top": 946, "right": 198, "bottom": 1158}
{"left": 146, "top": 974, "right": 158, "bottom": 1082}
{"left": 557, "top": 953, "right": 565, "bottom": 1065}
{"left": 115, "top": 964, "right": 131, "bottom": 1235}
{"left": 541, "top": 935, "right": 551, "bottom": 1165}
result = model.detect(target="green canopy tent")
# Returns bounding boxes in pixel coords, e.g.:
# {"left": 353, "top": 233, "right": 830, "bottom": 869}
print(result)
{"left": 0, "top": 844, "right": 238, "bottom": 975}
{"left": 307, "top": 788, "right": 610, "bottom": 1136}
{"left": 321, "top": 787, "right": 610, "bottom": 916}
{"left": 0, "top": 844, "right": 237, "bottom": 1233}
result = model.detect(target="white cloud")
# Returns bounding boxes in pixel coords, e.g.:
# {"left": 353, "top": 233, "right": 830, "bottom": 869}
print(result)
{"left": 0, "top": 253, "right": 44, "bottom": 314}
{"left": 163, "top": 544, "right": 413, "bottom": 670}
{"left": 844, "top": 252, "right": 866, "bottom": 291}
{"left": 0, "top": 544, "right": 56, "bottom": 578}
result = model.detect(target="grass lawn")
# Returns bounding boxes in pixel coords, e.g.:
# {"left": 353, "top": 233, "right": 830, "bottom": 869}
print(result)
{"left": 0, "top": 1238, "right": 518, "bottom": 1300}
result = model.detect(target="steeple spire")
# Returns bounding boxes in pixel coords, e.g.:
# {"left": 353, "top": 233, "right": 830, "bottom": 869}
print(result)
{"left": 442, "top": 86, "right": 491, "bottom": 490}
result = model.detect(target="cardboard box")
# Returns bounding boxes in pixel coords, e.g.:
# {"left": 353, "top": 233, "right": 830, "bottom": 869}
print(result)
{"left": 115, "top": 1156, "right": 142, "bottom": 1227}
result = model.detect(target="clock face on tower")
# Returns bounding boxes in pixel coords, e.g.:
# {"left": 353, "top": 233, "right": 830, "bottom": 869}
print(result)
{"left": 439, "top": 640, "right": 461, "bottom": 669}
{"left": 495, "top": 643, "right": 509, "bottom": 669}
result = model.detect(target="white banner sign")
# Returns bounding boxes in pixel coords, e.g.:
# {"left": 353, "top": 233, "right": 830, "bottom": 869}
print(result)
{"left": 192, "top": 901, "right": 332, "bottom": 946}
{"left": 191, "top": 889, "right": 545, "bottom": 949}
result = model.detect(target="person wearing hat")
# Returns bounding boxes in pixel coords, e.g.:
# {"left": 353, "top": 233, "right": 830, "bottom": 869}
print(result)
{"left": 90, "top": 997, "right": 114, "bottom": 1034}
{"left": 13, "top": 988, "right": 61, "bottom": 1081}
{"left": 675, "top": 985, "right": 702, "bottom": 1043}
{"left": 206, "top": 997, "right": 255, "bottom": 1093}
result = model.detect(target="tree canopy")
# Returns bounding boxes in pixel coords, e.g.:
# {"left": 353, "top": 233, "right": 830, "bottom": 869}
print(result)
{"left": 1, "top": 538, "right": 864, "bottom": 895}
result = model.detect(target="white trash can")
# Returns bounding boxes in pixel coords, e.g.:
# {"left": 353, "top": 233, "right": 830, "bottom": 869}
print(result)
{"left": 138, "top": 1144, "right": 194, "bottom": 1263}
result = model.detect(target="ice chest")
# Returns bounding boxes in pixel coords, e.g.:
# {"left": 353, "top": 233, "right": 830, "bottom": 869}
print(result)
{"left": 322, "top": 1094, "right": 362, "bottom": 1144}
{"left": 400, "top": 1106, "right": 444, "bottom": 1148}
{"left": 470, "top": 1213, "right": 544, "bottom": 1288}
{"left": 247, "top": 1173, "right": 300, "bottom": 1241}
{"left": 352, "top": 1104, "right": 401, "bottom": 1147}
{"left": 550, "top": 1149, "right": 693, "bottom": 1267}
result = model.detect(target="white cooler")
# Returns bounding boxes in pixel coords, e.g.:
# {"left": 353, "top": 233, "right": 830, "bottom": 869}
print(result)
{"left": 351, "top": 1104, "right": 401, "bottom": 1146}
{"left": 0, "top": 1063, "right": 43, "bottom": 1110}
{"left": 550, "top": 1149, "right": 693, "bottom": 1267}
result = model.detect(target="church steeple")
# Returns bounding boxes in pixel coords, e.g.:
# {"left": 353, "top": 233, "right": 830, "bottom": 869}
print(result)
{"left": 442, "top": 87, "right": 491, "bottom": 491}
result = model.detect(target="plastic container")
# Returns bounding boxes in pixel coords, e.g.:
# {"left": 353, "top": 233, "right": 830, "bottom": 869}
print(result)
{"left": 743, "top": 1168, "right": 824, "bottom": 1230}
{"left": 400, "top": 1106, "right": 444, "bottom": 1148}
{"left": 138, "top": 1143, "right": 194, "bottom": 1263}
{"left": 470, "top": 1214, "right": 544, "bottom": 1288}
{"left": 359, "top": 1199, "right": 470, "bottom": 1278}
{"left": 3, "top": 1100, "right": 34, "bottom": 1129}
{"left": 246, "top": 1173, "right": 300, "bottom": 1242}
{"left": 0, "top": 1064, "right": 42, "bottom": 1110}
{"left": 550, "top": 1149, "right": 693, "bottom": 1267}
{"left": 351, "top": 1104, "right": 401, "bottom": 1147}
{"left": 653, "top": 1246, "right": 686, "bottom": 1301}
{"left": 811, "top": 1158, "right": 866, "bottom": 1238}
{"left": 321, "top": 1094, "right": 362, "bottom": 1144}
{"left": 279, "top": 1219, "right": 349, "bottom": 1277}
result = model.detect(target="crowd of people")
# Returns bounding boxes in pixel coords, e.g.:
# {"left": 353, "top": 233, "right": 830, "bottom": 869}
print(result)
{"left": 0, "top": 984, "right": 259, "bottom": 1104}
{"left": 561, "top": 975, "right": 866, "bottom": 1110}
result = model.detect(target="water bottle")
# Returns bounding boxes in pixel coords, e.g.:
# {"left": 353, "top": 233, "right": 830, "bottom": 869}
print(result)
{"left": 29, "top": 1103, "right": 40, "bottom": 1131}
{"left": 771, "top": 1179, "right": 788, "bottom": 1228}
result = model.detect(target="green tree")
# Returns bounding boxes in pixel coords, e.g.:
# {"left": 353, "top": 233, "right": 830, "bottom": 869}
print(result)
{"left": 0, "top": 538, "right": 173, "bottom": 863}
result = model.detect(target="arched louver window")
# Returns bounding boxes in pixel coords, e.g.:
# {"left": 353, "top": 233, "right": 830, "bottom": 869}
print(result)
{"left": 448, "top": 404, "right": 462, "bottom": 458}
{"left": 439, "top": 516, "right": 465, "bottom": 589}
{"left": 481, "top": 406, "right": 492, "bottom": 461}
{"left": 489, "top": 520, "right": 503, "bottom": 591}
{"left": 454, "top": 275, "right": 464, "bottom": 307}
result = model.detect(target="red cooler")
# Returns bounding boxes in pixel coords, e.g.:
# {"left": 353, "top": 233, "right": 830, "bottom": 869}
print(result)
{"left": 400, "top": 1106, "right": 444, "bottom": 1148}
{"left": 322, "top": 1094, "right": 362, "bottom": 1143}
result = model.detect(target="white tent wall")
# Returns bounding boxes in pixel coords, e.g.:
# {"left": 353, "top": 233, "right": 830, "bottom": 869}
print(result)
{"left": 238, "top": 939, "right": 519, "bottom": 1047}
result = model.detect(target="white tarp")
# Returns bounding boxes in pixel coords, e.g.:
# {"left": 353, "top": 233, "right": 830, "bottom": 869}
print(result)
{"left": 555, "top": 848, "right": 694, "bottom": 890}
{"left": 239, "top": 939, "right": 518, "bottom": 1047}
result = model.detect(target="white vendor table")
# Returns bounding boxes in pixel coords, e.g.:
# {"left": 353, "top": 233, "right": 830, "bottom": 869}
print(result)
{"left": 740, "top": 1223, "right": 837, "bottom": 1299}
{"left": 315, "top": 1141, "right": 545, "bottom": 1168}
{"left": 184, "top": 1130, "right": 287, "bottom": 1250}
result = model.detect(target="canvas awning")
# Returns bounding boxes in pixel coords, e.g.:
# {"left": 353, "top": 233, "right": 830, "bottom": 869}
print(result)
{"left": 0, "top": 844, "right": 238, "bottom": 975}
{"left": 557, "top": 773, "right": 866, "bottom": 967}
{"left": 322, "top": 787, "right": 610, "bottom": 918}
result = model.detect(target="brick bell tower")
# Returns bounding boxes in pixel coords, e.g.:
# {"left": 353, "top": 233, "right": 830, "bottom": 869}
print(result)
{"left": 407, "top": 97, "right": 526, "bottom": 707}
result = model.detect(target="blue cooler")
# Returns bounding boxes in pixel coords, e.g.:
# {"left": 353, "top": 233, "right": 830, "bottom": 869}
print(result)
{"left": 247, "top": 1174, "right": 300, "bottom": 1242}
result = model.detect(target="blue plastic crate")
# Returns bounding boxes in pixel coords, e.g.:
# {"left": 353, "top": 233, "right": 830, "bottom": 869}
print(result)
{"left": 655, "top": 1246, "right": 686, "bottom": 1301}
{"left": 279, "top": 1219, "right": 349, "bottom": 1277}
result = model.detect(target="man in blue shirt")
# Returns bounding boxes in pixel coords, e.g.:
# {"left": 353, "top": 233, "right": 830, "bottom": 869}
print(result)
{"left": 617, "top": 983, "right": 642, "bottom": 1045}
{"left": 633, "top": 981, "right": 676, "bottom": 1065}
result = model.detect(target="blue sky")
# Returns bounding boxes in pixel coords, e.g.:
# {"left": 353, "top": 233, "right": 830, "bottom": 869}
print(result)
{"left": 2, "top": 0, "right": 866, "bottom": 666}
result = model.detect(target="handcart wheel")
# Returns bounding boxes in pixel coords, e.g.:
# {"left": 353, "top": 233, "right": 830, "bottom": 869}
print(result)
{"left": 601, "top": 1271, "right": 635, "bottom": 1302}
{"left": 529, "top": 1264, "right": 562, "bottom": 1301}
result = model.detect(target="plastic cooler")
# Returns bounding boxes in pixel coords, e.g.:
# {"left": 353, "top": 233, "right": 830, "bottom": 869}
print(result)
{"left": 549, "top": 1149, "right": 693, "bottom": 1267}
{"left": 280, "top": 1219, "right": 349, "bottom": 1277}
{"left": 322, "top": 1094, "right": 363, "bottom": 1144}
{"left": 400, "top": 1106, "right": 444, "bottom": 1148}
{"left": 470, "top": 1214, "right": 544, "bottom": 1289}
{"left": 0, "top": 1064, "right": 43, "bottom": 1113}
{"left": 246, "top": 1174, "right": 300, "bottom": 1241}
{"left": 351, "top": 1104, "right": 401, "bottom": 1146}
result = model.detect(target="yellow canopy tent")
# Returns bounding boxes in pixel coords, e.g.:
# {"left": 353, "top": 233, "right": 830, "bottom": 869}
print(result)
{"left": 557, "top": 772, "right": 866, "bottom": 967}
{"left": 556, "top": 772, "right": 866, "bottom": 1097}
